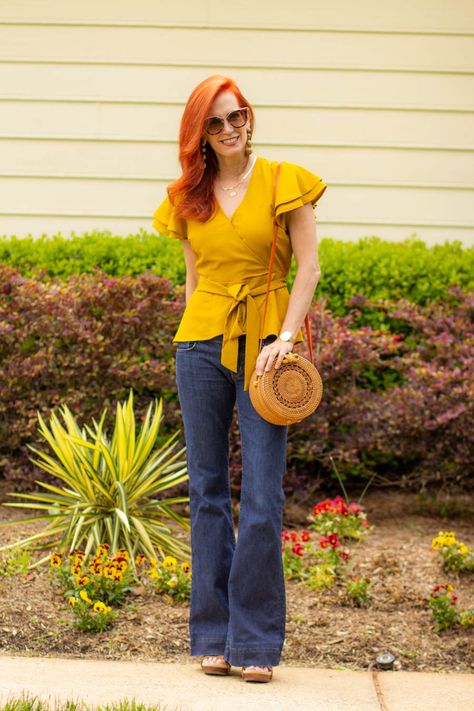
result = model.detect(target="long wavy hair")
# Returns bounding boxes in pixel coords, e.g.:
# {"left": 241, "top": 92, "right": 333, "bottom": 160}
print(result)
{"left": 168, "top": 75, "right": 255, "bottom": 223}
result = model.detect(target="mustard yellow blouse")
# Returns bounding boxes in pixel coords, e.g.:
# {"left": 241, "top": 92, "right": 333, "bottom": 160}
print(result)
{"left": 152, "top": 156, "right": 327, "bottom": 390}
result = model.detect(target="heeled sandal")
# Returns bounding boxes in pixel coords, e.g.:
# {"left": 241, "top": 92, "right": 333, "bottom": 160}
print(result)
{"left": 241, "top": 665, "right": 273, "bottom": 682}
{"left": 201, "top": 655, "right": 232, "bottom": 675}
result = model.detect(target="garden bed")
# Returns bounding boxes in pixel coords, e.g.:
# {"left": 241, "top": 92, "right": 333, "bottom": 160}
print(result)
{"left": 0, "top": 485, "right": 472, "bottom": 673}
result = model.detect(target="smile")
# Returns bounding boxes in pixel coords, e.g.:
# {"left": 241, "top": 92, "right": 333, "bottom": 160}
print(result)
{"left": 220, "top": 136, "right": 239, "bottom": 145}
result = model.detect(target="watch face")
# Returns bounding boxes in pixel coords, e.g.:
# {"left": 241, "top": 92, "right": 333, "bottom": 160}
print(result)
{"left": 280, "top": 331, "right": 292, "bottom": 341}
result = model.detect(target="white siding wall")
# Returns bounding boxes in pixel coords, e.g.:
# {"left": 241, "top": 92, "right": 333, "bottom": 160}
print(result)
{"left": 0, "top": 0, "right": 473, "bottom": 244}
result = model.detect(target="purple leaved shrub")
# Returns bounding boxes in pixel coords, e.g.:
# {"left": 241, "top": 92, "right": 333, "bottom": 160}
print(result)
{"left": 0, "top": 266, "right": 182, "bottom": 488}
{"left": 1, "top": 266, "right": 472, "bottom": 495}
{"left": 286, "top": 287, "right": 473, "bottom": 495}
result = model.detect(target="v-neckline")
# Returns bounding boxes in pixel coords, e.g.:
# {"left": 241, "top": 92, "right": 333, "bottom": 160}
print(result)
{"left": 215, "top": 155, "right": 260, "bottom": 224}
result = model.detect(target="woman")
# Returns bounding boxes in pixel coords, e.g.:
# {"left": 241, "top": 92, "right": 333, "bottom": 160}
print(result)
{"left": 152, "top": 75, "right": 326, "bottom": 683}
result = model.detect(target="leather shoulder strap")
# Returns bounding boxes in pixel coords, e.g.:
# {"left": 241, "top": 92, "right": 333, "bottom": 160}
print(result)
{"left": 258, "top": 162, "right": 314, "bottom": 363}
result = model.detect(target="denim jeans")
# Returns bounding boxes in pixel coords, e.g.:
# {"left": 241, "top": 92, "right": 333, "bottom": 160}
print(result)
{"left": 175, "top": 333, "right": 288, "bottom": 667}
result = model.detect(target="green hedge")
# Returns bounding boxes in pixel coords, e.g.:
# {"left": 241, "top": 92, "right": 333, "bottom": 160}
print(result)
{"left": 1, "top": 231, "right": 472, "bottom": 317}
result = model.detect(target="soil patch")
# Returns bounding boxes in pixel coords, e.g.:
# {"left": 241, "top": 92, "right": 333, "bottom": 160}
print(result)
{"left": 0, "top": 487, "right": 472, "bottom": 672}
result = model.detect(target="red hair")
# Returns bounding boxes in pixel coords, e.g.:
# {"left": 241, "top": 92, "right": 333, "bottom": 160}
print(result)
{"left": 168, "top": 75, "right": 255, "bottom": 223}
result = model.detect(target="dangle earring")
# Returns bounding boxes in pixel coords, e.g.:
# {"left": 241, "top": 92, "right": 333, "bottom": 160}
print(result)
{"left": 201, "top": 140, "right": 207, "bottom": 166}
{"left": 245, "top": 129, "right": 253, "bottom": 156}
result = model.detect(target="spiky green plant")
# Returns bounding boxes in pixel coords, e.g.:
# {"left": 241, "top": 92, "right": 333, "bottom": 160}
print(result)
{"left": 0, "top": 389, "right": 190, "bottom": 576}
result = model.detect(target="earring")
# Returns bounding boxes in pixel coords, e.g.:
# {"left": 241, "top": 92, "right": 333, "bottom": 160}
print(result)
{"left": 245, "top": 130, "right": 253, "bottom": 156}
{"left": 201, "top": 140, "right": 207, "bottom": 165}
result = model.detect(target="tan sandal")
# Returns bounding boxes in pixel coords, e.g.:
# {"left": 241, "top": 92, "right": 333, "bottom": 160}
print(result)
{"left": 241, "top": 665, "right": 273, "bottom": 682}
{"left": 201, "top": 655, "right": 231, "bottom": 675}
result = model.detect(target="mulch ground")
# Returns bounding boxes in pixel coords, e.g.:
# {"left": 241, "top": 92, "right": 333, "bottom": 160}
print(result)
{"left": 0, "top": 484, "right": 472, "bottom": 673}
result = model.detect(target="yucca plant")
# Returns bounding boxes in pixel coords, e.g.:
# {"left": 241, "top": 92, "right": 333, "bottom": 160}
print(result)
{"left": 0, "top": 389, "right": 191, "bottom": 576}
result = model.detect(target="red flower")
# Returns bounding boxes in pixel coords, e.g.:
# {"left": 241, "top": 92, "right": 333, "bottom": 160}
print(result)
{"left": 290, "top": 531, "right": 299, "bottom": 542}
{"left": 281, "top": 531, "right": 291, "bottom": 541}
{"left": 291, "top": 543, "right": 304, "bottom": 558}
{"left": 333, "top": 496, "right": 348, "bottom": 514}
{"left": 328, "top": 533, "right": 340, "bottom": 548}
{"left": 312, "top": 499, "right": 332, "bottom": 515}
{"left": 301, "top": 530, "right": 311, "bottom": 542}
{"left": 319, "top": 536, "right": 330, "bottom": 549}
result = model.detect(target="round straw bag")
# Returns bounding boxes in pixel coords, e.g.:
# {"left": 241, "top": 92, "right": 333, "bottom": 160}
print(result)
{"left": 249, "top": 163, "right": 323, "bottom": 426}
{"left": 249, "top": 323, "right": 323, "bottom": 426}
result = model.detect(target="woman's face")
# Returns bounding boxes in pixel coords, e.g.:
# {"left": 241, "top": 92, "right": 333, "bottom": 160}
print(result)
{"left": 203, "top": 90, "right": 251, "bottom": 161}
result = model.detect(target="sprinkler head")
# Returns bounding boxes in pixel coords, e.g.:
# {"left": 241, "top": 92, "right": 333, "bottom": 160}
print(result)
{"left": 375, "top": 652, "right": 396, "bottom": 670}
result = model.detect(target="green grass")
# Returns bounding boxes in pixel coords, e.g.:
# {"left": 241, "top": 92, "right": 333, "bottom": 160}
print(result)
{"left": 0, "top": 694, "right": 186, "bottom": 711}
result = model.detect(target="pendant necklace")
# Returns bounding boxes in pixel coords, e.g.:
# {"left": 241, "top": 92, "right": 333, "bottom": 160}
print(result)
{"left": 220, "top": 155, "right": 257, "bottom": 197}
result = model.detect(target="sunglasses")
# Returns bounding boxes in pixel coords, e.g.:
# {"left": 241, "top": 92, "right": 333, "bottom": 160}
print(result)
{"left": 204, "top": 107, "right": 249, "bottom": 135}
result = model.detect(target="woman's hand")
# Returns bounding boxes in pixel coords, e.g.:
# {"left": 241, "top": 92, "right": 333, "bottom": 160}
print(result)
{"left": 255, "top": 338, "right": 295, "bottom": 376}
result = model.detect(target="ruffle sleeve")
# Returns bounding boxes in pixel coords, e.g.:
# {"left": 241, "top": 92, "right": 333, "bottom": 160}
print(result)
{"left": 152, "top": 194, "right": 187, "bottom": 241}
{"left": 274, "top": 161, "right": 327, "bottom": 227}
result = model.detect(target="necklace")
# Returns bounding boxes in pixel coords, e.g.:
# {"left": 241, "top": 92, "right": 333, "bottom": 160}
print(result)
{"left": 220, "top": 155, "right": 257, "bottom": 197}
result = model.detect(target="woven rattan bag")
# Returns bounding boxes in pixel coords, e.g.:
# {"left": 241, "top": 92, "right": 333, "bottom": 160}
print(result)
{"left": 249, "top": 164, "right": 323, "bottom": 426}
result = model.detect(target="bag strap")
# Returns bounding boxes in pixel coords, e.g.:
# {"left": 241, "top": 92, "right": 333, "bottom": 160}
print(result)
{"left": 258, "top": 163, "right": 314, "bottom": 363}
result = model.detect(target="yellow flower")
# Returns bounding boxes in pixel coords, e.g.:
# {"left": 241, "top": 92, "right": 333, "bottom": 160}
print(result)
{"left": 457, "top": 543, "right": 468, "bottom": 556}
{"left": 445, "top": 583, "right": 454, "bottom": 592}
{"left": 167, "top": 579, "right": 177, "bottom": 588}
{"left": 93, "top": 601, "right": 107, "bottom": 613}
{"left": 135, "top": 554, "right": 146, "bottom": 566}
{"left": 149, "top": 569, "right": 158, "bottom": 580}
{"left": 432, "top": 532, "right": 458, "bottom": 549}
{"left": 76, "top": 575, "right": 91, "bottom": 586}
{"left": 162, "top": 556, "right": 177, "bottom": 569}
{"left": 181, "top": 562, "right": 191, "bottom": 573}
{"left": 68, "top": 596, "right": 77, "bottom": 607}
{"left": 49, "top": 553, "right": 62, "bottom": 568}
{"left": 117, "top": 548, "right": 129, "bottom": 560}
{"left": 149, "top": 557, "right": 158, "bottom": 567}
{"left": 79, "top": 590, "right": 93, "bottom": 605}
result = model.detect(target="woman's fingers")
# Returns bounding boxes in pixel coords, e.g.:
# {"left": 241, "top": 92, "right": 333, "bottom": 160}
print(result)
{"left": 264, "top": 348, "right": 277, "bottom": 372}
{"left": 274, "top": 345, "right": 293, "bottom": 370}
{"left": 255, "top": 341, "right": 294, "bottom": 376}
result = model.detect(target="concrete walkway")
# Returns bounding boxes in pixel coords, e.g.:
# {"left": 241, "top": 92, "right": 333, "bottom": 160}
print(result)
{"left": 0, "top": 654, "right": 473, "bottom": 711}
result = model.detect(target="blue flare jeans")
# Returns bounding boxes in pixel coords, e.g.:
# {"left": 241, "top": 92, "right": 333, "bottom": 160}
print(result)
{"left": 175, "top": 333, "right": 288, "bottom": 667}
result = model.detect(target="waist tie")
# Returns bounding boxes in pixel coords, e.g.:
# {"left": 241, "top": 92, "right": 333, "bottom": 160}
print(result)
{"left": 195, "top": 275, "right": 287, "bottom": 390}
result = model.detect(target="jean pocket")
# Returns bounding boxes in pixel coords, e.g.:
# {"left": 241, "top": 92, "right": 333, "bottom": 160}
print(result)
{"left": 176, "top": 341, "right": 197, "bottom": 352}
